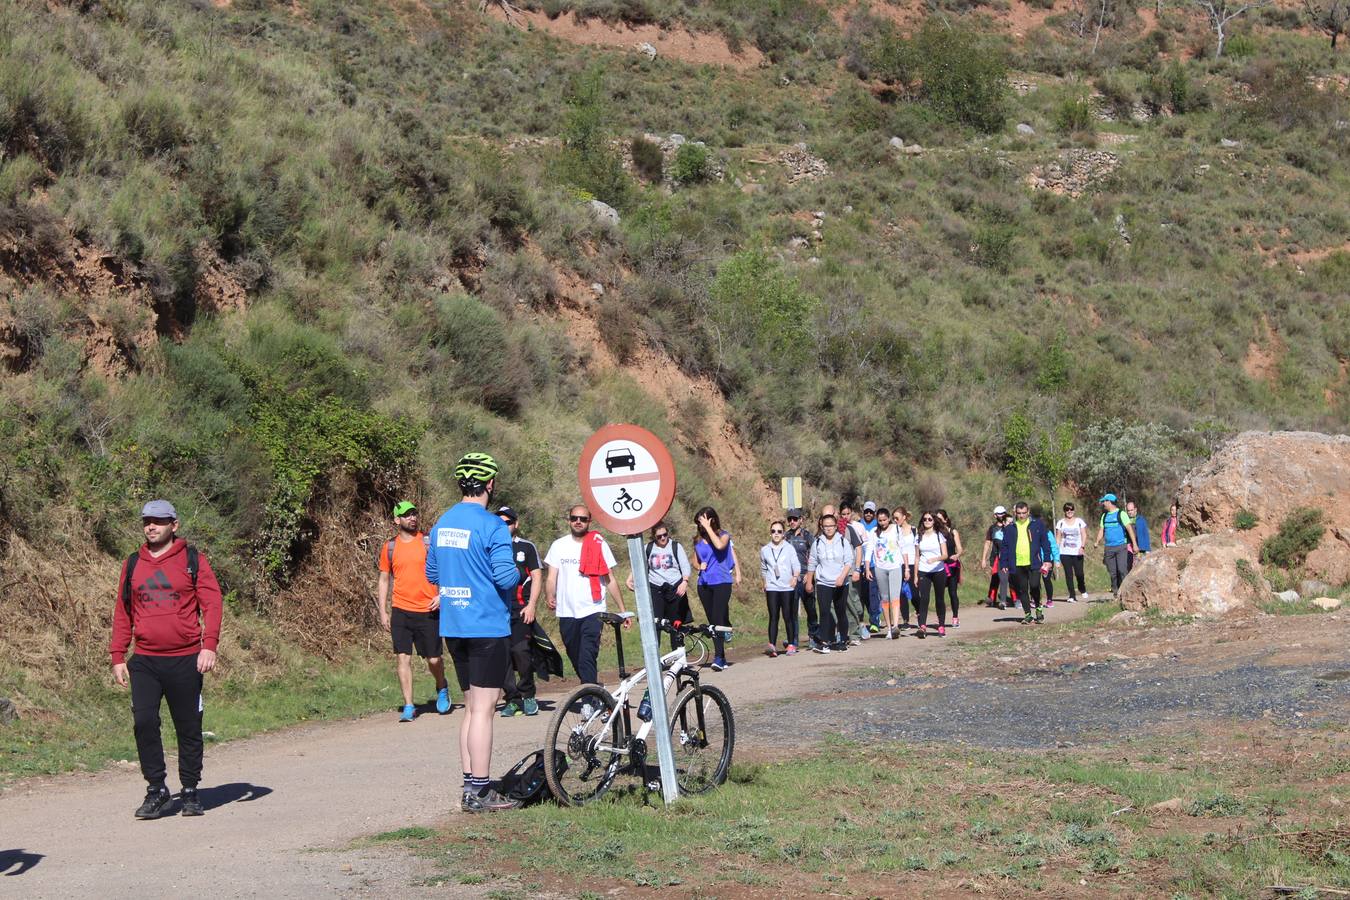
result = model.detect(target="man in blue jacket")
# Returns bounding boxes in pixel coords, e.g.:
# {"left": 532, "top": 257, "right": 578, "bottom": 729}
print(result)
{"left": 1125, "top": 499, "right": 1150, "bottom": 572}
{"left": 999, "top": 501, "right": 1054, "bottom": 625}
{"left": 426, "top": 452, "right": 521, "bottom": 813}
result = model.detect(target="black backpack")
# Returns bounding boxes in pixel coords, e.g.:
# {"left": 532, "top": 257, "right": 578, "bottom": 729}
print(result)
{"left": 121, "top": 546, "right": 199, "bottom": 617}
{"left": 497, "top": 748, "right": 563, "bottom": 806}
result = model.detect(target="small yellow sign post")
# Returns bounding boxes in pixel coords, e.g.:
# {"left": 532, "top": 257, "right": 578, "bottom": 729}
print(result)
{"left": 780, "top": 476, "right": 802, "bottom": 510}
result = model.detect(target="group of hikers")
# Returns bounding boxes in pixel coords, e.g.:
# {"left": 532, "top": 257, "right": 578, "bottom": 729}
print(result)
{"left": 109, "top": 450, "right": 1173, "bottom": 817}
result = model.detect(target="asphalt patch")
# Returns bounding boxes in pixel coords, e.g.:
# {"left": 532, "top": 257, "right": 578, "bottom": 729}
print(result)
{"left": 741, "top": 657, "right": 1350, "bottom": 750}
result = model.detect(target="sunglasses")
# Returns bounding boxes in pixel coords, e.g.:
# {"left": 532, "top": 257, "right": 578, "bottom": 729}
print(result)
{"left": 787, "top": 516, "right": 800, "bottom": 520}
{"left": 569, "top": 515, "right": 590, "bottom": 523}
{"left": 142, "top": 517, "right": 175, "bottom": 526}
{"left": 770, "top": 528, "right": 784, "bottom": 535}
{"left": 921, "top": 517, "right": 934, "bottom": 522}
{"left": 654, "top": 532, "right": 669, "bottom": 539}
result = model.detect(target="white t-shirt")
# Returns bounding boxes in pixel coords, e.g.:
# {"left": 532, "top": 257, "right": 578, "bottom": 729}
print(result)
{"left": 545, "top": 535, "right": 618, "bottom": 619}
{"left": 898, "top": 524, "right": 916, "bottom": 565}
{"left": 916, "top": 531, "right": 949, "bottom": 574}
{"left": 1056, "top": 517, "right": 1087, "bottom": 555}
{"left": 871, "top": 525, "right": 905, "bottom": 570}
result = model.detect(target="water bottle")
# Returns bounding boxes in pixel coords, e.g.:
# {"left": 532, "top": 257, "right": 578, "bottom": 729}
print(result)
{"left": 637, "top": 688, "right": 652, "bottom": 722}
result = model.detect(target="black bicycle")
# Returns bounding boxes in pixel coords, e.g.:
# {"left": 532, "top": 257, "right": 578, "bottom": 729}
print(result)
{"left": 543, "top": 613, "right": 736, "bottom": 806}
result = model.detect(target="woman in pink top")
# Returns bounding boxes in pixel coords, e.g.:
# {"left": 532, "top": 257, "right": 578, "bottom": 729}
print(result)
{"left": 1160, "top": 503, "right": 1179, "bottom": 547}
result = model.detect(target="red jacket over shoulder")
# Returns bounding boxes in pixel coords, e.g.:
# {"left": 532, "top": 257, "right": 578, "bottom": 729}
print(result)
{"left": 109, "top": 538, "right": 223, "bottom": 664}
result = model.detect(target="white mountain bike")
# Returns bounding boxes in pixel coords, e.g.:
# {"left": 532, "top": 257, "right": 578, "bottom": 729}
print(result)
{"left": 543, "top": 612, "right": 736, "bottom": 806}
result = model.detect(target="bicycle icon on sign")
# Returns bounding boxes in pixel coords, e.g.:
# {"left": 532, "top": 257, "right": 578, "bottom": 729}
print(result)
{"left": 612, "top": 488, "right": 644, "bottom": 514}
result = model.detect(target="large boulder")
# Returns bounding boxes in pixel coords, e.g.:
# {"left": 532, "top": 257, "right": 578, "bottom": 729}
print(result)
{"left": 1119, "top": 533, "right": 1270, "bottom": 617}
{"left": 1176, "top": 431, "right": 1350, "bottom": 585}
{"left": 1177, "top": 431, "right": 1349, "bottom": 534}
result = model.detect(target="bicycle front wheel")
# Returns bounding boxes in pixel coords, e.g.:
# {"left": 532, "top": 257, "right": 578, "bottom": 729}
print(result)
{"left": 544, "top": 684, "right": 626, "bottom": 807}
{"left": 668, "top": 683, "right": 734, "bottom": 795}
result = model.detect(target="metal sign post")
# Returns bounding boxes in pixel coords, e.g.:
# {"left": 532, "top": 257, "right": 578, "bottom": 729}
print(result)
{"left": 577, "top": 424, "right": 680, "bottom": 805}
{"left": 625, "top": 536, "right": 679, "bottom": 805}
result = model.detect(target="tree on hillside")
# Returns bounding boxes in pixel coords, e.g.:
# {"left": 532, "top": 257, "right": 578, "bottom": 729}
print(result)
{"left": 1303, "top": 0, "right": 1350, "bottom": 48}
{"left": 1189, "top": 0, "right": 1273, "bottom": 57}
{"left": 1067, "top": 420, "right": 1177, "bottom": 503}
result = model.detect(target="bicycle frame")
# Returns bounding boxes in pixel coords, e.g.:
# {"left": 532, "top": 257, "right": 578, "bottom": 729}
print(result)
{"left": 585, "top": 619, "right": 704, "bottom": 755}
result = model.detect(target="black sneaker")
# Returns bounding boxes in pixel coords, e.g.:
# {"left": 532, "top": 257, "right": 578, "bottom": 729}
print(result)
{"left": 180, "top": 788, "right": 204, "bottom": 817}
{"left": 462, "top": 789, "right": 521, "bottom": 814}
{"left": 134, "top": 785, "right": 173, "bottom": 820}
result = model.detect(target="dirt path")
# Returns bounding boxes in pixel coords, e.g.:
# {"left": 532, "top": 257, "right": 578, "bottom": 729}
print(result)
{"left": 0, "top": 602, "right": 1087, "bottom": 898}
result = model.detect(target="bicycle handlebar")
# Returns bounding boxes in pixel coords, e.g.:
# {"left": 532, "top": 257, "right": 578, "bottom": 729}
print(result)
{"left": 655, "top": 618, "right": 731, "bottom": 637}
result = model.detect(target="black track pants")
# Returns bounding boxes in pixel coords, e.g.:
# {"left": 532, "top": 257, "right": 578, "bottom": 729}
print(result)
{"left": 502, "top": 618, "right": 535, "bottom": 702}
{"left": 1062, "top": 555, "right": 1086, "bottom": 597}
{"left": 129, "top": 653, "right": 204, "bottom": 789}
{"left": 917, "top": 570, "right": 948, "bottom": 627}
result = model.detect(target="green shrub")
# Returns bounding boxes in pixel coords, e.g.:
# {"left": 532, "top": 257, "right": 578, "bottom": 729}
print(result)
{"left": 556, "top": 66, "right": 632, "bottom": 208}
{"left": 973, "top": 222, "right": 1017, "bottom": 273}
{"left": 1146, "top": 61, "right": 1208, "bottom": 114}
{"left": 629, "top": 135, "right": 664, "bottom": 182}
{"left": 670, "top": 142, "right": 712, "bottom": 185}
{"left": 428, "top": 293, "right": 533, "bottom": 415}
{"left": 710, "top": 251, "right": 819, "bottom": 366}
{"left": 1260, "top": 507, "right": 1325, "bottom": 570}
{"left": 120, "top": 88, "right": 191, "bottom": 155}
{"left": 1053, "top": 90, "right": 1097, "bottom": 135}
{"left": 1222, "top": 33, "right": 1256, "bottom": 59}
{"left": 912, "top": 20, "right": 1009, "bottom": 132}
{"left": 1234, "top": 508, "right": 1258, "bottom": 530}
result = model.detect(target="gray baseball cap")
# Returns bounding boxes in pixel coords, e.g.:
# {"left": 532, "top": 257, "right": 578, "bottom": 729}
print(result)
{"left": 862, "top": 501, "right": 877, "bottom": 512}
{"left": 141, "top": 499, "right": 178, "bottom": 519}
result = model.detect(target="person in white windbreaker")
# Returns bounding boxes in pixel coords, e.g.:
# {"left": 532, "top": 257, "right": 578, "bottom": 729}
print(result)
{"left": 760, "top": 519, "right": 802, "bottom": 657}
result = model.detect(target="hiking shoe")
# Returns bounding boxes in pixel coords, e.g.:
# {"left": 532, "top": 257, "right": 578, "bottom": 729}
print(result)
{"left": 1021, "top": 614, "right": 1034, "bottom": 625}
{"left": 436, "top": 687, "right": 451, "bottom": 714}
{"left": 1035, "top": 610, "right": 1045, "bottom": 624}
{"left": 134, "top": 785, "right": 173, "bottom": 820}
{"left": 785, "top": 643, "right": 798, "bottom": 655}
{"left": 997, "top": 601, "right": 1007, "bottom": 610}
{"left": 399, "top": 704, "right": 416, "bottom": 723}
{"left": 1045, "top": 599, "right": 1054, "bottom": 608}
{"left": 710, "top": 658, "right": 727, "bottom": 672}
{"left": 765, "top": 643, "right": 778, "bottom": 658}
{"left": 811, "top": 642, "right": 830, "bottom": 654}
{"left": 180, "top": 788, "right": 204, "bottom": 817}
{"left": 500, "top": 701, "right": 521, "bottom": 718}
{"left": 522, "top": 697, "right": 539, "bottom": 716}
{"left": 868, "top": 624, "right": 881, "bottom": 635}
{"left": 916, "top": 625, "right": 927, "bottom": 639}
{"left": 462, "top": 789, "right": 520, "bottom": 814}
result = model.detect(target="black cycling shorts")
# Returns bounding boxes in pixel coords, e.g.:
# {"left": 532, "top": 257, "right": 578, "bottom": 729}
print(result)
{"left": 391, "top": 608, "right": 442, "bottom": 659}
{"left": 444, "top": 636, "right": 511, "bottom": 691}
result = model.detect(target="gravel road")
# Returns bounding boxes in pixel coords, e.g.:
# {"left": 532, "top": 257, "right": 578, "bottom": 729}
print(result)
{"left": 0, "top": 602, "right": 1083, "bottom": 898}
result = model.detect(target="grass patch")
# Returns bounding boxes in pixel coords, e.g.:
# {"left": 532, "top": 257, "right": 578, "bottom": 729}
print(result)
{"left": 419, "top": 730, "right": 1350, "bottom": 896}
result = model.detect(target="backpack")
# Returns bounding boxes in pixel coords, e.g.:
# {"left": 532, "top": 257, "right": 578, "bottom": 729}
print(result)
{"left": 497, "top": 748, "right": 562, "bottom": 806}
{"left": 122, "top": 545, "right": 199, "bottom": 618}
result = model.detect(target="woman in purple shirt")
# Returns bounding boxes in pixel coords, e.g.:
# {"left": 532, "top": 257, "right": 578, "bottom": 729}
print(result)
{"left": 694, "top": 506, "right": 740, "bottom": 672}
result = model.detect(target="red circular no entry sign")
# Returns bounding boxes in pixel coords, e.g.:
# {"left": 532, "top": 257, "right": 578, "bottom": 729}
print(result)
{"left": 577, "top": 424, "right": 677, "bottom": 536}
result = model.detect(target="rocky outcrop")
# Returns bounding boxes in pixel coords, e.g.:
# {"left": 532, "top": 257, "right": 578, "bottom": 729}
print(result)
{"left": 1024, "top": 150, "right": 1120, "bottom": 198}
{"left": 1176, "top": 431, "right": 1350, "bottom": 585}
{"left": 1120, "top": 533, "right": 1269, "bottom": 617}
{"left": 1178, "top": 431, "right": 1349, "bottom": 533}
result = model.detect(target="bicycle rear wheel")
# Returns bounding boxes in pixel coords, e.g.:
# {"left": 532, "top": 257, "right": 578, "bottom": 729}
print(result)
{"left": 544, "top": 685, "right": 626, "bottom": 806}
{"left": 668, "top": 683, "right": 734, "bottom": 795}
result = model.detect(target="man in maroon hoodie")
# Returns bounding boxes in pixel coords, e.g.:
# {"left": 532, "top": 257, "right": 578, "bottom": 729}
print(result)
{"left": 109, "top": 500, "right": 223, "bottom": 819}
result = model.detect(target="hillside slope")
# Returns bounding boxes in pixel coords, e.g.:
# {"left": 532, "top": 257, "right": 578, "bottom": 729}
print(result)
{"left": 1, "top": 0, "right": 1347, "bottom": 708}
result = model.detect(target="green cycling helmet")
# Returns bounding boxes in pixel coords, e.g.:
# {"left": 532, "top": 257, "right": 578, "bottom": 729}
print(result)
{"left": 454, "top": 452, "right": 499, "bottom": 485}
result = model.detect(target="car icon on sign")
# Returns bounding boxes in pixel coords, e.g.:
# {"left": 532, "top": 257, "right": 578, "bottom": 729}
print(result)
{"left": 605, "top": 447, "right": 637, "bottom": 473}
